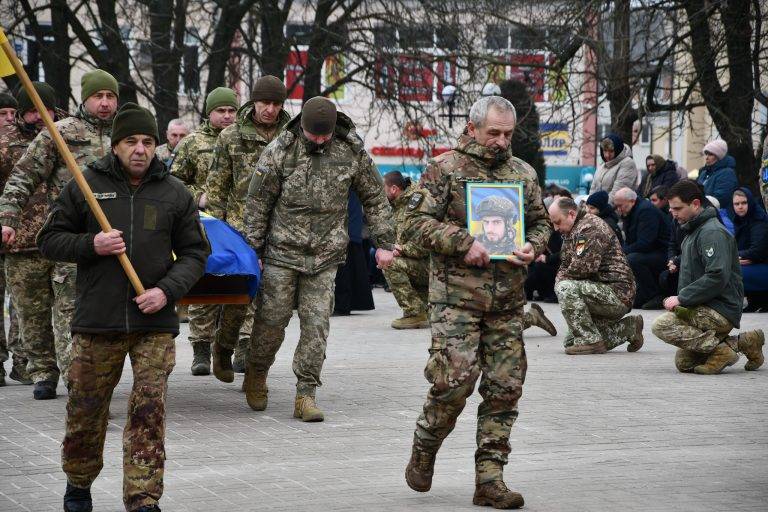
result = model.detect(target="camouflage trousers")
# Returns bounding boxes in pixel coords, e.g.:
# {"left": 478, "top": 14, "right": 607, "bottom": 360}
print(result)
{"left": 5, "top": 253, "right": 75, "bottom": 384}
{"left": 62, "top": 332, "right": 175, "bottom": 512}
{"left": 215, "top": 300, "right": 255, "bottom": 363}
{"left": 413, "top": 303, "right": 526, "bottom": 484}
{"left": 188, "top": 304, "right": 218, "bottom": 346}
{"left": 651, "top": 306, "right": 733, "bottom": 354}
{"left": 383, "top": 256, "right": 429, "bottom": 316}
{"left": 249, "top": 263, "right": 336, "bottom": 397}
{"left": 0, "top": 254, "right": 21, "bottom": 366}
{"left": 555, "top": 280, "right": 633, "bottom": 349}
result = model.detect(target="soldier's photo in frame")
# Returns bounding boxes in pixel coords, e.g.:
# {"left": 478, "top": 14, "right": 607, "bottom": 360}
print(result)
{"left": 466, "top": 182, "right": 525, "bottom": 260}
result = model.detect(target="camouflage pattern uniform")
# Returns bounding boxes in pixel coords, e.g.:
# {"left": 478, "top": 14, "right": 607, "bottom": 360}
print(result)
{"left": 155, "top": 143, "right": 174, "bottom": 167}
{"left": 206, "top": 104, "right": 290, "bottom": 364}
{"left": 0, "top": 105, "right": 110, "bottom": 384}
{"left": 243, "top": 112, "right": 395, "bottom": 397}
{"left": 474, "top": 195, "right": 519, "bottom": 256}
{"left": 63, "top": 332, "right": 175, "bottom": 511}
{"left": 555, "top": 209, "right": 637, "bottom": 349}
{"left": 171, "top": 120, "right": 223, "bottom": 354}
{"left": 403, "top": 135, "right": 552, "bottom": 484}
{"left": 384, "top": 183, "right": 430, "bottom": 317}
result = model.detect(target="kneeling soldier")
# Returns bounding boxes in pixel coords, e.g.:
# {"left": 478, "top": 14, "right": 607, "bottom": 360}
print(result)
{"left": 38, "top": 103, "right": 209, "bottom": 512}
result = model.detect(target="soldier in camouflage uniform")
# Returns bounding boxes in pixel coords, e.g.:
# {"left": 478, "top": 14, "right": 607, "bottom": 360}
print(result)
{"left": 474, "top": 195, "right": 519, "bottom": 256}
{"left": 155, "top": 118, "right": 190, "bottom": 168}
{"left": 0, "top": 92, "right": 16, "bottom": 128}
{"left": 383, "top": 171, "right": 430, "bottom": 329}
{"left": 549, "top": 197, "right": 643, "bottom": 355}
{"left": 38, "top": 103, "right": 208, "bottom": 512}
{"left": 0, "top": 70, "right": 118, "bottom": 399}
{"left": 242, "top": 96, "right": 395, "bottom": 421}
{"left": 403, "top": 96, "right": 552, "bottom": 509}
{"left": 171, "top": 87, "right": 238, "bottom": 376}
{"left": 206, "top": 76, "right": 289, "bottom": 383}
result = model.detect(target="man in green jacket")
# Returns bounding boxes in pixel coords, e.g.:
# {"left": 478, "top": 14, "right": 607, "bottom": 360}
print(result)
{"left": 38, "top": 103, "right": 209, "bottom": 512}
{"left": 652, "top": 179, "right": 764, "bottom": 374}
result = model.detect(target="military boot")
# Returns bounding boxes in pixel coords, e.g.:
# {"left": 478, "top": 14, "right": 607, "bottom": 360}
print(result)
{"left": 294, "top": 395, "right": 324, "bottom": 422}
{"left": 391, "top": 312, "right": 430, "bottom": 329}
{"left": 63, "top": 483, "right": 92, "bottom": 512}
{"left": 627, "top": 315, "right": 644, "bottom": 352}
{"left": 736, "top": 329, "right": 765, "bottom": 371}
{"left": 527, "top": 303, "right": 557, "bottom": 336}
{"left": 244, "top": 365, "right": 268, "bottom": 411}
{"left": 473, "top": 481, "right": 524, "bottom": 509}
{"left": 675, "top": 348, "right": 708, "bottom": 373}
{"left": 693, "top": 343, "right": 739, "bottom": 375}
{"left": 211, "top": 342, "right": 234, "bottom": 383}
{"left": 190, "top": 342, "right": 211, "bottom": 376}
{"left": 405, "top": 446, "right": 436, "bottom": 492}
{"left": 9, "top": 355, "right": 32, "bottom": 384}
{"left": 564, "top": 341, "right": 607, "bottom": 355}
{"left": 33, "top": 380, "right": 57, "bottom": 400}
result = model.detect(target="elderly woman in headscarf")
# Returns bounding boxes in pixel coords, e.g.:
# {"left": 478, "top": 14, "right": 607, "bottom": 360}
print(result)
{"left": 729, "top": 187, "right": 768, "bottom": 312}
{"left": 589, "top": 133, "right": 639, "bottom": 204}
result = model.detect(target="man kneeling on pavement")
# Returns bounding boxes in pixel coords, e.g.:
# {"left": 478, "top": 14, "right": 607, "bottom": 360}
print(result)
{"left": 651, "top": 179, "right": 764, "bottom": 374}
{"left": 38, "top": 103, "right": 209, "bottom": 512}
{"left": 548, "top": 197, "right": 644, "bottom": 354}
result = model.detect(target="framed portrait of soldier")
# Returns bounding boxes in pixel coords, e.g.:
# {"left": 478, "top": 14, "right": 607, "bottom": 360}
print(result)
{"left": 466, "top": 182, "right": 525, "bottom": 260}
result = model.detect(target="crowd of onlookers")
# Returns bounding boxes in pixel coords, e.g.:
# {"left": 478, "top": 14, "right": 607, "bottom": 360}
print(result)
{"left": 527, "top": 134, "right": 768, "bottom": 313}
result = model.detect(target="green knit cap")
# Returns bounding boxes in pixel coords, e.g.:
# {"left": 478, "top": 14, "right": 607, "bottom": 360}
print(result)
{"left": 17, "top": 82, "right": 57, "bottom": 114}
{"left": 111, "top": 102, "right": 159, "bottom": 145}
{"left": 205, "top": 87, "right": 238, "bottom": 116}
{"left": 301, "top": 96, "right": 337, "bottom": 135}
{"left": 81, "top": 69, "right": 119, "bottom": 102}
{"left": 0, "top": 92, "right": 17, "bottom": 110}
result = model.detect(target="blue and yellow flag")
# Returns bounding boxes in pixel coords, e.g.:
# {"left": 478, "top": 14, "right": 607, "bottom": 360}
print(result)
{"left": 0, "top": 27, "right": 17, "bottom": 78}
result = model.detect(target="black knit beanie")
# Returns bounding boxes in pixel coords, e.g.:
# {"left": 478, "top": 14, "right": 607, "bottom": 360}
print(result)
{"left": 111, "top": 102, "right": 159, "bottom": 145}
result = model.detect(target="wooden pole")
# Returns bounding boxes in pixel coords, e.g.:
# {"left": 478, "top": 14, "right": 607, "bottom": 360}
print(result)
{"left": 0, "top": 34, "right": 145, "bottom": 295}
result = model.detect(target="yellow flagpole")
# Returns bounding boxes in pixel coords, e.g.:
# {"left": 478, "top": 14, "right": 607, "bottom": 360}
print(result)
{"left": 0, "top": 28, "right": 145, "bottom": 295}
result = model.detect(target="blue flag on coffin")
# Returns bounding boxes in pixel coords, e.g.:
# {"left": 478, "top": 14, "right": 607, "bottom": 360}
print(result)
{"left": 199, "top": 213, "right": 260, "bottom": 297}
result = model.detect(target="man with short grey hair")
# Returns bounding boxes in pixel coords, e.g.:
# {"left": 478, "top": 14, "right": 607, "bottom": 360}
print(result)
{"left": 156, "top": 118, "right": 190, "bottom": 167}
{"left": 613, "top": 186, "right": 672, "bottom": 309}
{"left": 403, "top": 95, "right": 552, "bottom": 508}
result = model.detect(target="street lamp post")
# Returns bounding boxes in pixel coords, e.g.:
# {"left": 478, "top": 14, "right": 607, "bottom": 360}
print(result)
{"left": 439, "top": 85, "right": 468, "bottom": 128}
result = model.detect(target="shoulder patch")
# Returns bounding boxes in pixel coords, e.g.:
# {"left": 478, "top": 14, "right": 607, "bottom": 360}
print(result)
{"left": 575, "top": 235, "right": 587, "bottom": 256}
{"left": 407, "top": 192, "right": 424, "bottom": 210}
{"left": 705, "top": 246, "right": 714, "bottom": 258}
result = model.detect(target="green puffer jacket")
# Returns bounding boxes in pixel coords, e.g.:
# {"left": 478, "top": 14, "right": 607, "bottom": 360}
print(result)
{"left": 677, "top": 207, "right": 744, "bottom": 327}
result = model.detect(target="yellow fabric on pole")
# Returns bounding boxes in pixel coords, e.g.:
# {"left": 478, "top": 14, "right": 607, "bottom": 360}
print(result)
{"left": 0, "top": 27, "right": 17, "bottom": 77}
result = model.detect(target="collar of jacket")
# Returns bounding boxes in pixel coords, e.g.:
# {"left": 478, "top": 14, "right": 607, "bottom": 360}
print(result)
{"left": 392, "top": 183, "right": 416, "bottom": 209}
{"left": 235, "top": 101, "right": 290, "bottom": 142}
{"left": 680, "top": 206, "right": 718, "bottom": 234}
{"left": 76, "top": 104, "right": 114, "bottom": 130}
{"left": 14, "top": 107, "right": 69, "bottom": 139}
{"left": 285, "top": 110, "right": 357, "bottom": 145}
{"left": 200, "top": 119, "right": 223, "bottom": 137}
{"left": 454, "top": 134, "right": 511, "bottom": 167}
{"left": 569, "top": 206, "right": 589, "bottom": 234}
{"left": 701, "top": 155, "right": 736, "bottom": 175}
{"left": 89, "top": 153, "right": 169, "bottom": 184}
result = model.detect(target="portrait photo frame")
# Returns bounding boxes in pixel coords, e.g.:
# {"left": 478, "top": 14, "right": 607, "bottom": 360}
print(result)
{"left": 465, "top": 182, "right": 526, "bottom": 261}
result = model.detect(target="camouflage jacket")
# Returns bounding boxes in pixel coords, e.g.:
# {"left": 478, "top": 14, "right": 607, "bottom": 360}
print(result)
{"left": 391, "top": 183, "right": 429, "bottom": 260}
{"left": 556, "top": 208, "right": 636, "bottom": 308}
{"left": 403, "top": 135, "right": 552, "bottom": 312}
{"left": 0, "top": 105, "right": 112, "bottom": 230}
{"left": 155, "top": 143, "right": 174, "bottom": 168}
{"left": 170, "top": 120, "right": 222, "bottom": 204}
{"left": 206, "top": 103, "right": 290, "bottom": 232}
{"left": 0, "top": 121, "right": 50, "bottom": 252}
{"left": 244, "top": 112, "right": 395, "bottom": 273}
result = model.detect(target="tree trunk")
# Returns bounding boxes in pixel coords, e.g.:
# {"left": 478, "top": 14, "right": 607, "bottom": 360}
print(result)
{"left": 259, "top": 0, "right": 290, "bottom": 80}
{"left": 605, "top": 0, "right": 636, "bottom": 144}
{"left": 95, "top": 0, "right": 138, "bottom": 103}
{"left": 148, "top": 0, "right": 186, "bottom": 140}
{"left": 206, "top": 1, "right": 258, "bottom": 95}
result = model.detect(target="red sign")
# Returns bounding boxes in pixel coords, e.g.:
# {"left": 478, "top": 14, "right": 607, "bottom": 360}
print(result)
{"left": 285, "top": 50, "right": 308, "bottom": 100}
{"left": 397, "top": 55, "right": 434, "bottom": 102}
{"left": 508, "top": 53, "right": 547, "bottom": 102}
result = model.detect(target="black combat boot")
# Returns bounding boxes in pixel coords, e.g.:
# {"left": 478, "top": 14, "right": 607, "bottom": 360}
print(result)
{"left": 33, "top": 380, "right": 57, "bottom": 400}
{"left": 63, "top": 483, "right": 92, "bottom": 512}
{"left": 190, "top": 342, "right": 211, "bottom": 376}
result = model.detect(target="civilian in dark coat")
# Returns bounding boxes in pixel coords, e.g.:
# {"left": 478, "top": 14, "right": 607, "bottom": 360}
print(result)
{"left": 613, "top": 187, "right": 671, "bottom": 308}
{"left": 585, "top": 190, "right": 624, "bottom": 245}
{"left": 697, "top": 140, "right": 738, "bottom": 208}
{"left": 638, "top": 155, "right": 680, "bottom": 199}
{"left": 730, "top": 187, "right": 768, "bottom": 311}
{"left": 525, "top": 231, "right": 562, "bottom": 302}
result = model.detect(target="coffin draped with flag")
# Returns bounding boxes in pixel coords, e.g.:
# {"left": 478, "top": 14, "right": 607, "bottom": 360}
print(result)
{"left": 180, "top": 214, "right": 260, "bottom": 304}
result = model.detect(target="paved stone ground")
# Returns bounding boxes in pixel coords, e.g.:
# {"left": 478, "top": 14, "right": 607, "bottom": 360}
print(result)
{"left": 1, "top": 290, "right": 767, "bottom": 512}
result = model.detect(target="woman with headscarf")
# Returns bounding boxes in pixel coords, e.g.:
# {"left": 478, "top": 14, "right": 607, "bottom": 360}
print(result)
{"left": 589, "top": 133, "right": 639, "bottom": 204}
{"left": 697, "top": 140, "right": 739, "bottom": 208}
{"left": 729, "top": 188, "right": 768, "bottom": 311}
{"left": 638, "top": 154, "right": 680, "bottom": 199}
